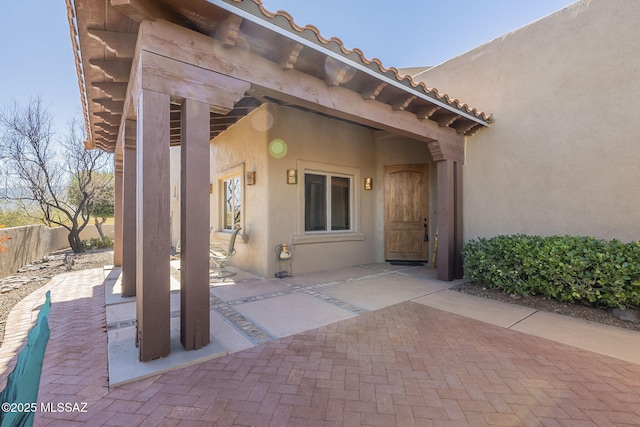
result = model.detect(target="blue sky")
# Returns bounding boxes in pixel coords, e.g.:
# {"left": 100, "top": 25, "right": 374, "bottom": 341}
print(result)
{"left": 0, "top": 0, "right": 576, "bottom": 135}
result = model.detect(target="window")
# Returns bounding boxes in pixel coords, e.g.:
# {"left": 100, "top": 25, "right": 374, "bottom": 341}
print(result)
{"left": 222, "top": 175, "right": 241, "bottom": 230}
{"left": 305, "top": 172, "right": 351, "bottom": 232}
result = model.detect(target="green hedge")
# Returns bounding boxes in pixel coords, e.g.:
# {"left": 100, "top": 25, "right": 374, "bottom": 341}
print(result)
{"left": 462, "top": 235, "right": 640, "bottom": 309}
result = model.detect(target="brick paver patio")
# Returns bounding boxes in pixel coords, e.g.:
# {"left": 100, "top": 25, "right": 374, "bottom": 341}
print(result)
{"left": 3, "top": 269, "right": 640, "bottom": 426}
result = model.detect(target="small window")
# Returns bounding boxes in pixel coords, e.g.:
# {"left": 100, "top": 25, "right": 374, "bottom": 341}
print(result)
{"left": 222, "top": 176, "right": 241, "bottom": 230}
{"left": 305, "top": 172, "right": 351, "bottom": 232}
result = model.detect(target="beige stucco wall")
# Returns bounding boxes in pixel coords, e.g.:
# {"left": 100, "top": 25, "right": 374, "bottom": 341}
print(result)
{"left": 210, "top": 104, "right": 271, "bottom": 276}
{"left": 414, "top": 0, "right": 640, "bottom": 242}
{"left": 209, "top": 103, "right": 438, "bottom": 277}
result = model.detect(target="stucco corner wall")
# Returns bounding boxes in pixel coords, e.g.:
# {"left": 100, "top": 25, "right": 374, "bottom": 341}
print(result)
{"left": 415, "top": 0, "right": 640, "bottom": 243}
{"left": 210, "top": 104, "right": 271, "bottom": 276}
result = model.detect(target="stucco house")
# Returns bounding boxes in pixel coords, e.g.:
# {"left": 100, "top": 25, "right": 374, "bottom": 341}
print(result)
{"left": 67, "top": 0, "right": 638, "bottom": 360}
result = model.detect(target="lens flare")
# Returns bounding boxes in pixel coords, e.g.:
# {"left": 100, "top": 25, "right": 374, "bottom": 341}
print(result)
{"left": 268, "top": 139, "right": 288, "bottom": 158}
{"left": 251, "top": 108, "right": 274, "bottom": 132}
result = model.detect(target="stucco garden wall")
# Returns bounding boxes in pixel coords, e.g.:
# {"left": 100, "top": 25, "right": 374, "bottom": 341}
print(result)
{"left": 414, "top": 0, "right": 640, "bottom": 242}
{"left": 0, "top": 224, "right": 112, "bottom": 279}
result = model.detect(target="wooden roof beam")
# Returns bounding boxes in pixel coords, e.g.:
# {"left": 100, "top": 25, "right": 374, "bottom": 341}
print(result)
{"left": 280, "top": 43, "right": 304, "bottom": 70}
{"left": 93, "top": 112, "right": 122, "bottom": 125}
{"left": 434, "top": 113, "right": 462, "bottom": 128}
{"left": 87, "top": 29, "right": 137, "bottom": 58}
{"left": 89, "top": 59, "right": 132, "bottom": 82}
{"left": 133, "top": 19, "right": 463, "bottom": 146}
{"left": 362, "top": 82, "right": 387, "bottom": 101}
{"left": 453, "top": 120, "right": 481, "bottom": 135}
{"left": 391, "top": 95, "right": 417, "bottom": 111}
{"left": 110, "top": 0, "right": 175, "bottom": 23}
{"left": 416, "top": 105, "right": 441, "bottom": 120}
{"left": 95, "top": 123, "right": 120, "bottom": 135}
{"left": 92, "top": 82, "right": 128, "bottom": 101}
{"left": 93, "top": 98, "right": 125, "bottom": 112}
{"left": 217, "top": 14, "right": 243, "bottom": 47}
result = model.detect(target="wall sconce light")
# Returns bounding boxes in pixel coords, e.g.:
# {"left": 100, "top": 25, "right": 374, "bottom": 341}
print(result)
{"left": 246, "top": 171, "right": 256, "bottom": 185}
{"left": 287, "top": 169, "right": 298, "bottom": 184}
{"left": 364, "top": 177, "right": 373, "bottom": 190}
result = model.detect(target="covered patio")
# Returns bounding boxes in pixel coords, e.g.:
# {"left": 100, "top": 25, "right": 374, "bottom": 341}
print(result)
{"left": 68, "top": 0, "right": 490, "bottom": 360}
{"left": 2, "top": 264, "right": 640, "bottom": 425}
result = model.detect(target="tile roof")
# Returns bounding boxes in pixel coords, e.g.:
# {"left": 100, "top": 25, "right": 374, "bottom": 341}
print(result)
{"left": 234, "top": 0, "right": 492, "bottom": 123}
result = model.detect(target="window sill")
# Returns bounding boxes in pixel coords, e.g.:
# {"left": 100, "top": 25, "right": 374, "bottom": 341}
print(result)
{"left": 293, "top": 232, "right": 365, "bottom": 245}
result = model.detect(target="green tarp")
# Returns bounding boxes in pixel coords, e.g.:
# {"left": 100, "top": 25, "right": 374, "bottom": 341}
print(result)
{"left": 0, "top": 291, "right": 51, "bottom": 427}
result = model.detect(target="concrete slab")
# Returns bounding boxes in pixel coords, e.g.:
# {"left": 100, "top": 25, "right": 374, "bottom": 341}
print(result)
{"left": 210, "top": 310, "right": 254, "bottom": 354}
{"left": 107, "top": 317, "right": 227, "bottom": 387}
{"left": 234, "top": 292, "right": 356, "bottom": 338}
{"left": 511, "top": 310, "right": 640, "bottom": 365}
{"left": 104, "top": 267, "right": 135, "bottom": 306}
{"left": 412, "top": 290, "right": 537, "bottom": 328}
{"left": 106, "top": 300, "right": 135, "bottom": 324}
{"left": 285, "top": 266, "right": 384, "bottom": 287}
{"left": 210, "top": 279, "right": 290, "bottom": 302}
{"left": 322, "top": 274, "right": 450, "bottom": 311}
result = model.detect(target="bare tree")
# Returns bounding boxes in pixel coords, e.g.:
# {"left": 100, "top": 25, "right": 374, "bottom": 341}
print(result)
{"left": 0, "top": 97, "right": 112, "bottom": 253}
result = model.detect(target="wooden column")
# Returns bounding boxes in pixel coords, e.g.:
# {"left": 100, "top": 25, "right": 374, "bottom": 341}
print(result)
{"left": 136, "top": 89, "right": 171, "bottom": 361}
{"left": 121, "top": 120, "right": 137, "bottom": 297}
{"left": 428, "top": 139, "right": 465, "bottom": 282}
{"left": 436, "top": 159, "right": 456, "bottom": 281}
{"left": 454, "top": 162, "right": 464, "bottom": 279}
{"left": 113, "top": 156, "right": 123, "bottom": 267}
{"left": 180, "top": 98, "right": 211, "bottom": 350}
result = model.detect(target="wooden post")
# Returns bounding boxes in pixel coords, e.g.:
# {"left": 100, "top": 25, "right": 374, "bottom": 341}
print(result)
{"left": 180, "top": 98, "right": 211, "bottom": 350}
{"left": 121, "top": 120, "right": 137, "bottom": 297}
{"left": 113, "top": 156, "right": 123, "bottom": 267}
{"left": 136, "top": 89, "right": 171, "bottom": 361}
{"left": 454, "top": 162, "right": 464, "bottom": 279}
{"left": 436, "top": 159, "right": 456, "bottom": 281}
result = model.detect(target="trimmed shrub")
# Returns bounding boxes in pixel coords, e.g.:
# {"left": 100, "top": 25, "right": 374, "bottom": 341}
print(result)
{"left": 462, "top": 235, "right": 640, "bottom": 309}
{"left": 81, "top": 236, "right": 114, "bottom": 250}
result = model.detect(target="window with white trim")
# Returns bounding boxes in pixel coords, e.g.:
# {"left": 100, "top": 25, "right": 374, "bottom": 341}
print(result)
{"left": 304, "top": 172, "right": 352, "bottom": 232}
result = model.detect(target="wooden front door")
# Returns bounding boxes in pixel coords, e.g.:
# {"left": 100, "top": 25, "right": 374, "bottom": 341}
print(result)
{"left": 384, "top": 164, "right": 429, "bottom": 261}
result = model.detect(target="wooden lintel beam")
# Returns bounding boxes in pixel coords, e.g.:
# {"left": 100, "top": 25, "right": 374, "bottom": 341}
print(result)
{"left": 362, "top": 82, "right": 388, "bottom": 101}
{"left": 87, "top": 29, "right": 137, "bottom": 58}
{"left": 280, "top": 43, "right": 304, "bottom": 70}
{"left": 217, "top": 14, "right": 243, "bottom": 48}
{"left": 89, "top": 59, "right": 132, "bottom": 82}
{"left": 391, "top": 95, "right": 417, "bottom": 111}
{"left": 120, "top": 19, "right": 463, "bottom": 151}
{"left": 92, "top": 82, "right": 128, "bottom": 101}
